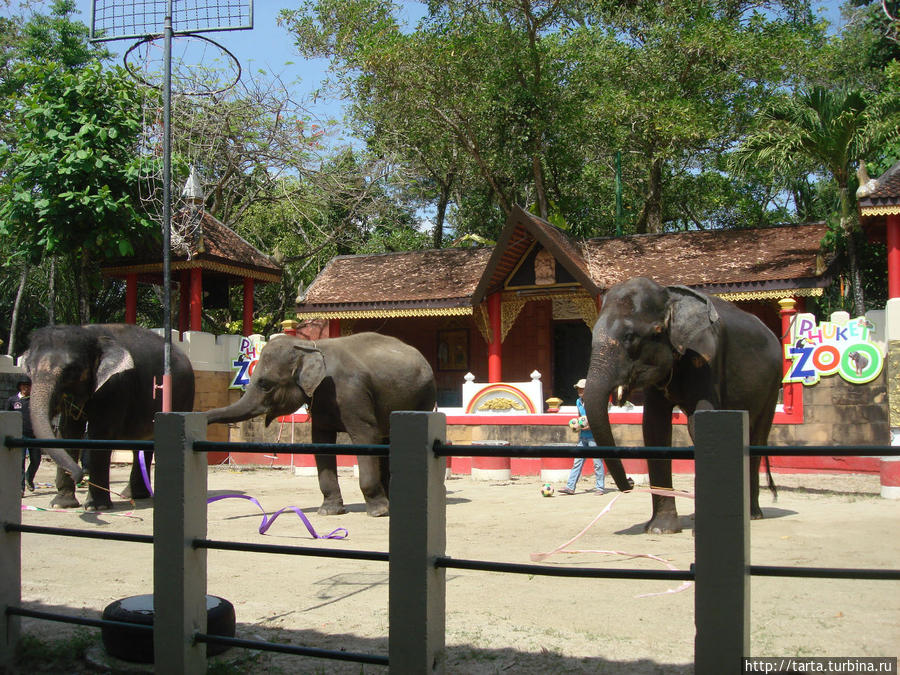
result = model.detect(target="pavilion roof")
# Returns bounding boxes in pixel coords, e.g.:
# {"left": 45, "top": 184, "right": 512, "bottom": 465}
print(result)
{"left": 858, "top": 160, "right": 900, "bottom": 243}
{"left": 102, "top": 208, "right": 282, "bottom": 283}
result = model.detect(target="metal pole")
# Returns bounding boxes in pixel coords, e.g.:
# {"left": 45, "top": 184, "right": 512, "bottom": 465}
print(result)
{"left": 162, "top": 0, "right": 174, "bottom": 412}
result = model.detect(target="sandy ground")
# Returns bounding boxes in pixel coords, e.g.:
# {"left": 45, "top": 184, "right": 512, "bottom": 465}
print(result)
{"left": 11, "top": 460, "right": 900, "bottom": 674}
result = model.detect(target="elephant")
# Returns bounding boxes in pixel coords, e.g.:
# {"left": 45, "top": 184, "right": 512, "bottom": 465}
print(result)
{"left": 22, "top": 324, "right": 195, "bottom": 510}
{"left": 583, "top": 277, "right": 782, "bottom": 534}
{"left": 205, "top": 332, "right": 436, "bottom": 517}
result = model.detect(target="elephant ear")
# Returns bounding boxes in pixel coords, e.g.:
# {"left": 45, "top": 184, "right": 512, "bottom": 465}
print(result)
{"left": 95, "top": 337, "right": 135, "bottom": 392}
{"left": 294, "top": 344, "right": 326, "bottom": 397}
{"left": 666, "top": 285, "right": 720, "bottom": 363}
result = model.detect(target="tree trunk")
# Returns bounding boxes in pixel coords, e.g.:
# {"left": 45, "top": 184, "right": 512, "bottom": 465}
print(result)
{"left": 840, "top": 186, "right": 865, "bottom": 316}
{"left": 7, "top": 264, "right": 28, "bottom": 356}
{"left": 637, "top": 158, "right": 663, "bottom": 234}
{"left": 48, "top": 257, "right": 56, "bottom": 325}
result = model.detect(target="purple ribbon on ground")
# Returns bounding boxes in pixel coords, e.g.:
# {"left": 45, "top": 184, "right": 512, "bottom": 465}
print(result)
{"left": 207, "top": 493, "right": 348, "bottom": 539}
{"left": 138, "top": 451, "right": 346, "bottom": 539}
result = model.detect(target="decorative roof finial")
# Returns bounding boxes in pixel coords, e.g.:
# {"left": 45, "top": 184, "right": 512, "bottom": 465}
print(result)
{"left": 182, "top": 166, "right": 205, "bottom": 205}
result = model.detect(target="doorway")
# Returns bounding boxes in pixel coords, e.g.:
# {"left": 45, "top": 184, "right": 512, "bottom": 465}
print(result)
{"left": 552, "top": 321, "right": 592, "bottom": 406}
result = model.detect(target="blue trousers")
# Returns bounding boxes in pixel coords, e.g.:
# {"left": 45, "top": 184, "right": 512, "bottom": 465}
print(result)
{"left": 566, "top": 438, "right": 605, "bottom": 491}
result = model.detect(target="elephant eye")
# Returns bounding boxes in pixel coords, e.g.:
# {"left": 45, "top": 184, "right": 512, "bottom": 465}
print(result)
{"left": 256, "top": 379, "right": 272, "bottom": 392}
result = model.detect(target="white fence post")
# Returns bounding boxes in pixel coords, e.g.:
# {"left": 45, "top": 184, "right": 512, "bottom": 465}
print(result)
{"left": 694, "top": 410, "right": 750, "bottom": 671}
{"left": 389, "top": 411, "right": 447, "bottom": 674}
{"left": 0, "top": 412, "right": 22, "bottom": 671}
{"left": 153, "top": 412, "right": 208, "bottom": 674}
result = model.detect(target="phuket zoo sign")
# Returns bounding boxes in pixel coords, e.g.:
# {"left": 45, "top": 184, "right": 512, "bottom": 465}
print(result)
{"left": 784, "top": 313, "right": 885, "bottom": 386}
{"left": 229, "top": 336, "right": 266, "bottom": 389}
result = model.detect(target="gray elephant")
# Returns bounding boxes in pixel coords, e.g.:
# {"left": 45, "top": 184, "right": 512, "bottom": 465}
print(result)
{"left": 23, "top": 324, "right": 195, "bottom": 510}
{"left": 206, "top": 332, "right": 436, "bottom": 517}
{"left": 583, "top": 277, "right": 782, "bottom": 534}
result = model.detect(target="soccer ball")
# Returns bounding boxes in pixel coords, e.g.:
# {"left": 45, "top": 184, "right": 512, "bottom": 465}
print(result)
{"left": 541, "top": 483, "right": 555, "bottom": 497}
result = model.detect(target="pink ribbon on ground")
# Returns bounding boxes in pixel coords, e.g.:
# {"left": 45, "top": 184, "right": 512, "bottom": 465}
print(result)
{"left": 530, "top": 488, "right": 695, "bottom": 597}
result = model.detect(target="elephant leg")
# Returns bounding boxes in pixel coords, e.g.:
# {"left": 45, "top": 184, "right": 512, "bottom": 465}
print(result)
{"left": 643, "top": 392, "right": 680, "bottom": 534}
{"left": 84, "top": 450, "right": 113, "bottom": 511}
{"left": 749, "top": 454, "right": 763, "bottom": 520}
{"left": 358, "top": 455, "right": 389, "bottom": 517}
{"left": 379, "top": 454, "right": 390, "bottom": 499}
{"left": 313, "top": 428, "right": 345, "bottom": 515}
{"left": 121, "top": 449, "right": 153, "bottom": 500}
{"left": 51, "top": 449, "right": 80, "bottom": 508}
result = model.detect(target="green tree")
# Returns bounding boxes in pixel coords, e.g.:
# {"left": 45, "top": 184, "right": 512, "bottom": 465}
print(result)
{"left": 732, "top": 86, "right": 900, "bottom": 315}
{"left": 0, "top": 60, "right": 153, "bottom": 323}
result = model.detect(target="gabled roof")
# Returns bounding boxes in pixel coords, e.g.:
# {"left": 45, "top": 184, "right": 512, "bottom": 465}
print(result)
{"left": 858, "top": 160, "right": 900, "bottom": 243}
{"left": 295, "top": 209, "right": 835, "bottom": 319}
{"left": 471, "top": 205, "right": 598, "bottom": 305}
{"left": 102, "top": 208, "right": 282, "bottom": 283}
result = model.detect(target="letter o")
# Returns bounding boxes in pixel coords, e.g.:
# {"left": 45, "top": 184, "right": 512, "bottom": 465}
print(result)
{"left": 811, "top": 344, "right": 840, "bottom": 375}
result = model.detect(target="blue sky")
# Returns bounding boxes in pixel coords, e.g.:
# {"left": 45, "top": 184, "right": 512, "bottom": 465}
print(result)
{"left": 52, "top": 0, "right": 846, "bottom": 129}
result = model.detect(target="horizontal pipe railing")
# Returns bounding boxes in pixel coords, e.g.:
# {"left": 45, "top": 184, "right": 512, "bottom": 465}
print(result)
{"left": 193, "top": 539, "right": 388, "bottom": 562}
{"left": 749, "top": 565, "right": 900, "bottom": 580}
{"left": 4, "top": 436, "right": 153, "bottom": 451}
{"left": 193, "top": 632, "right": 389, "bottom": 666}
{"left": 5, "top": 523, "right": 153, "bottom": 545}
{"left": 193, "top": 440, "right": 387, "bottom": 455}
{"left": 7, "top": 606, "right": 154, "bottom": 633}
{"left": 436, "top": 556, "right": 694, "bottom": 580}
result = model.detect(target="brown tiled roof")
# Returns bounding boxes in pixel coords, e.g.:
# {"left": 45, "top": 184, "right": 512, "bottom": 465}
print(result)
{"left": 299, "top": 247, "right": 493, "bottom": 314}
{"left": 581, "top": 223, "right": 832, "bottom": 295}
{"left": 296, "top": 216, "right": 834, "bottom": 316}
{"left": 858, "top": 161, "right": 900, "bottom": 244}
{"left": 102, "top": 208, "right": 282, "bottom": 282}
{"left": 858, "top": 160, "right": 900, "bottom": 208}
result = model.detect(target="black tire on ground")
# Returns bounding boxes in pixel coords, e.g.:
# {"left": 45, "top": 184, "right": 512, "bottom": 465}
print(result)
{"left": 101, "top": 594, "right": 236, "bottom": 663}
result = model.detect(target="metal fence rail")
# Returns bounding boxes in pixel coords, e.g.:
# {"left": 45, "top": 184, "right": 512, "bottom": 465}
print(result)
{"left": 2, "top": 410, "right": 898, "bottom": 674}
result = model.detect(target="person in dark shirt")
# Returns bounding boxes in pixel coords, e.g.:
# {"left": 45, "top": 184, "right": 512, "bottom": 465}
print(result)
{"left": 6, "top": 377, "right": 40, "bottom": 494}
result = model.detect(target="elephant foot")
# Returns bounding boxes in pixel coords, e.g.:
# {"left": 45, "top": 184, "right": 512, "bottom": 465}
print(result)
{"left": 644, "top": 512, "right": 682, "bottom": 535}
{"left": 318, "top": 501, "right": 347, "bottom": 516}
{"left": 366, "top": 501, "right": 389, "bottom": 518}
{"left": 121, "top": 484, "right": 152, "bottom": 501}
{"left": 50, "top": 492, "right": 80, "bottom": 509}
{"left": 750, "top": 507, "right": 765, "bottom": 520}
{"left": 84, "top": 495, "right": 114, "bottom": 511}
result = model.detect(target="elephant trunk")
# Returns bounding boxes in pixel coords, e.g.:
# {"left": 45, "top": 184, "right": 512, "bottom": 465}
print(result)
{"left": 206, "top": 389, "right": 265, "bottom": 425}
{"left": 28, "top": 382, "right": 84, "bottom": 483}
{"left": 583, "top": 338, "right": 633, "bottom": 492}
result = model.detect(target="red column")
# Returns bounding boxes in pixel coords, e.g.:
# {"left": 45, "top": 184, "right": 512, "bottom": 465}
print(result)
{"left": 488, "top": 293, "right": 502, "bottom": 382}
{"left": 178, "top": 271, "right": 190, "bottom": 335}
{"left": 329, "top": 318, "right": 341, "bottom": 338}
{"left": 887, "top": 213, "right": 900, "bottom": 300}
{"left": 190, "top": 267, "right": 202, "bottom": 332}
{"left": 125, "top": 274, "right": 137, "bottom": 324}
{"left": 779, "top": 297, "right": 798, "bottom": 415}
{"left": 242, "top": 277, "right": 254, "bottom": 336}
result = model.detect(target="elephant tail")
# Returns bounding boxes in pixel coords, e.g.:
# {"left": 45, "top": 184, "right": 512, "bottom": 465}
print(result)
{"left": 764, "top": 455, "right": 778, "bottom": 502}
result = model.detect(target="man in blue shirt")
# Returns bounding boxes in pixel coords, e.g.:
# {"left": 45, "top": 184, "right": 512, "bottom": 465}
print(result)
{"left": 6, "top": 377, "right": 40, "bottom": 494}
{"left": 559, "top": 379, "right": 605, "bottom": 495}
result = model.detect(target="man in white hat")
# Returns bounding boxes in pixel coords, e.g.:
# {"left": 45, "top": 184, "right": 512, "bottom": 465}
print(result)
{"left": 558, "top": 378, "right": 605, "bottom": 495}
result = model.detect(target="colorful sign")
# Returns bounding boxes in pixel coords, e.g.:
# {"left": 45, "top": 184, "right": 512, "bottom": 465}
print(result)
{"left": 229, "top": 336, "right": 265, "bottom": 390}
{"left": 465, "top": 383, "right": 537, "bottom": 414}
{"left": 784, "top": 314, "right": 884, "bottom": 386}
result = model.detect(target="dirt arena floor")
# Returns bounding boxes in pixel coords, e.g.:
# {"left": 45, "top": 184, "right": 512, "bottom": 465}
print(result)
{"left": 11, "top": 460, "right": 900, "bottom": 673}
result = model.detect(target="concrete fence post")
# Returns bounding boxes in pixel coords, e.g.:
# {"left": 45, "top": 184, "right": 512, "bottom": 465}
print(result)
{"left": 389, "top": 411, "right": 447, "bottom": 674}
{"left": 0, "top": 412, "right": 22, "bottom": 671}
{"left": 693, "top": 410, "right": 750, "bottom": 672}
{"left": 153, "top": 412, "right": 208, "bottom": 674}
